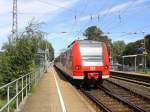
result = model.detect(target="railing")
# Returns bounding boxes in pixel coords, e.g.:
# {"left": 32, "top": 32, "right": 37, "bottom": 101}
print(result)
{"left": 111, "top": 65, "right": 150, "bottom": 73}
{"left": 0, "top": 67, "right": 44, "bottom": 112}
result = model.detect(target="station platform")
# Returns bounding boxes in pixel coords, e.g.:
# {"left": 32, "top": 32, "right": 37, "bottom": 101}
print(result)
{"left": 111, "top": 70, "right": 150, "bottom": 77}
{"left": 19, "top": 66, "right": 95, "bottom": 112}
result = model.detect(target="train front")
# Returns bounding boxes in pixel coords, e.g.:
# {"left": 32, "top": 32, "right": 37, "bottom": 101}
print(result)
{"left": 72, "top": 40, "right": 110, "bottom": 87}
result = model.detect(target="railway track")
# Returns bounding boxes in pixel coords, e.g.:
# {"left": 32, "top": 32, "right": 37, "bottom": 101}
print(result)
{"left": 107, "top": 77, "right": 150, "bottom": 99}
{"left": 81, "top": 88, "right": 133, "bottom": 112}
{"left": 102, "top": 80, "right": 150, "bottom": 111}
{"left": 55, "top": 67, "right": 150, "bottom": 112}
{"left": 111, "top": 75, "right": 150, "bottom": 87}
{"left": 80, "top": 78, "right": 150, "bottom": 112}
{"left": 81, "top": 83, "right": 150, "bottom": 112}
{"left": 110, "top": 71, "right": 150, "bottom": 84}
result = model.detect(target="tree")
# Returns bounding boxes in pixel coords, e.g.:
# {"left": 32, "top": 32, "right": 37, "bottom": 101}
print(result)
{"left": 147, "top": 53, "right": 150, "bottom": 67}
{"left": 112, "top": 41, "right": 126, "bottom": 62}
{"left": 0, "top": 53, "right": 12, "bottom": 86}
{"left": 123, "top": 39, "right": 143, "bottom": 55}
{"left": 0, "top": 21, "right": 54, "bottom": 86}
{"left": 122, "top": 39, "right": 150, "bottom": 67}
{"left": 145, "top": 34, "right": 150, "bottom": 53}
{"left": 83, "top": 26, "right": 112, "bottom": 54}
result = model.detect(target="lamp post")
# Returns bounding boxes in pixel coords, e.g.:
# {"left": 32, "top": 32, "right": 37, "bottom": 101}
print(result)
{"left": 143, "top": 50, "right": 147, "bottom": 70}
{"left": 142, "top": 32, "right": 147, "bottom": 70}
{"left": 108, "top": 43, "right": 113, "bottom": 67}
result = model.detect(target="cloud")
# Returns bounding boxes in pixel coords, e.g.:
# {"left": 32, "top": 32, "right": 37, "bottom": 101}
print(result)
{"left": 19, "top": 0, "right": 71, "bottom": 14}
{"left": 18, "top": 0, "right": 78, "bottom": 28}
{"left": 0, "top": 1, "right": 11, "bottom": 14}
{"left": 0, "top": 0, "right": 79, "bottom": 48}
{"left": 79, "top": 0, "right": 149, "bottom": 21}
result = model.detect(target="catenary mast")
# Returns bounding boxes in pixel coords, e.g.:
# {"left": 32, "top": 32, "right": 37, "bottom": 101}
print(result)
{"left": 12, "top": 0, "right": 18, "bottom": 40}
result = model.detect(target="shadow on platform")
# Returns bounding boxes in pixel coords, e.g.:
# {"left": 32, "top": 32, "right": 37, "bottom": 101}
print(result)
{"left": 53, "top": 66, "right": 69, "bottom": 82}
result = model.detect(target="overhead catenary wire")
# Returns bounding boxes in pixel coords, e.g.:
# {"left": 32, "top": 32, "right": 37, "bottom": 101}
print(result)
{"left": 70, "top": 0, "right": 111, "bottom": 39}
{"left": 73, "top": 0, "right": 89, "bottom": 40}
{"left": 17, "top": 0, "right": 149, "bottom": 41}
{"left": 28, "top": 1, "right": 149, "bottom": 32}
{"left": 99, "top": 0, "right": 138, "bottom": 32}
{"left": 35, "top": 0, "right": 77, "bottom": 14}
{"left": 104, "top": 0, "right": 141, "bottom": 32}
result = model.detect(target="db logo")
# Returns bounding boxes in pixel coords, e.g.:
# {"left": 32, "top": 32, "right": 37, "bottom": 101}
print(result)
{"left": 90, "top": 66, "right": 95, "bottom": 70}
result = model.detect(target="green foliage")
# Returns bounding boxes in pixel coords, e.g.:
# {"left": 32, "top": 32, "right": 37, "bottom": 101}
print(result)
{"left": 0, "top": 22, "right": 54, "bottom": 86}
{"left": 0, "top": 53, "right": 12, "bottom": 86}
{"left": 122, "top": 39, "right": 150, "bottom": 67}
{"left": 123, "top": 39, "right": 143, "bottom": 55}
{"left": 0, "top": 99, "right": 7, "bottom": 108}
{"left": 145, "top": 34, "right": 150, "bottom": 53}
{"left": 83, "top": 26, "right": 112, "bottom": 52}
{"left": 112, "top": 41, "right": 126, "bottom": 62}
{"left": 39, "top": 39, "right": 54, "bottom": 61}
{"left": 147, "top": 53, "right": 150, "bottom": 67}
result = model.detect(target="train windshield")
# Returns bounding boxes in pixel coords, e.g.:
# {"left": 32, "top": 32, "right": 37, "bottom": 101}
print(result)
{"left": 79, "top": 44, "right": 103, "bottom": 66}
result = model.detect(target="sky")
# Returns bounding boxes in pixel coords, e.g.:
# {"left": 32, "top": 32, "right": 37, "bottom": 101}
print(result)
{"left": 0, "top": 0, "right": 150, "bottom": 56}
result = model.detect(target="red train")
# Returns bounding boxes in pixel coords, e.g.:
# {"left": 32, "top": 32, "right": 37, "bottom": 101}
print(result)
{"left": 54, "top": 40, "right": 110, "bottom": 87}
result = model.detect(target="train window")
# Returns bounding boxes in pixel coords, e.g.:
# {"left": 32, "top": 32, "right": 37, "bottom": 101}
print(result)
{"left": 66, "top": 49, "right": 72, "bottom": 67}
{"left": 80, "top": 46, "right": 103, "bottom": 66}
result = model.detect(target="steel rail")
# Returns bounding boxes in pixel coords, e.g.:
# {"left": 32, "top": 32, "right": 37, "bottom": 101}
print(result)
{"left": 111, "top": 75, "right": 150, "bottom": 87}
{"left": 80, "top": 89, "right": 113, "bottom": 112}
{"left": 110, "top": 71, "right": 150, "bottom": 83}
{"left": 99, "top": 86, "right": 148, "bottom": 112}
{"left": 106, "top": 79, "right": 150, "bottom": 101}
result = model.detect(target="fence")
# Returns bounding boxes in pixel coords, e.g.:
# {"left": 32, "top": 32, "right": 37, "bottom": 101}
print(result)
{"left": 111, "top": 64, "right": 150, "bottom": 73}
{"left": 0, "top": 67, "right": 44, "bottom": 112}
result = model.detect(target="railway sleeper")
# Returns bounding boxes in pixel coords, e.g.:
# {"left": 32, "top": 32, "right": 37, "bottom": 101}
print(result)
{"left": 99, "top": 86, "right": 149, "bottom": 112}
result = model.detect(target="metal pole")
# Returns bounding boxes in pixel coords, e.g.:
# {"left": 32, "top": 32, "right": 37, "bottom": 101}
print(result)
{"left": 7, "top": 86, "right": 10, "bottom": 112}
{"left": 33, "top": 72, "right": 35, "bottom": 85}
{"left": 22, "top": 77, "right": 24, "bottom": 101}
{"left": 34, "top": 72, "right": 37, "bottom": 86}
{"left": 26, "top": 76, "right": 28, "bottom": 96}
{"left": 123, "top": 57, "right": 124, "bottom": 71}
{"left": 145, "top": 54, "right": 147, "bottom": 70}
{"left": 143, "top": 33, "right": 147, "bottom": 70}
{"left": 12, "top": 0, "right": 18, "bottom": 40}
{"left": 16, "top": 80, "right": 18, "bottom": 109}
{"left": 29, "top": 74, "right": 31, "bottom": 91}
{"left": 135, "top": 56, "right": 137, "bottom": 72}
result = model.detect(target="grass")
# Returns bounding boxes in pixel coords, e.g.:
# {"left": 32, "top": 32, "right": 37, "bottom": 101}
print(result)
{"left": 0, "top": 99, "right": 7, "bottom": 108}
{"left": 137, "top": 70, "right": 150, "bottom": 75}
{"left": 0, "top": 98, "right": 17, "bottom": 112}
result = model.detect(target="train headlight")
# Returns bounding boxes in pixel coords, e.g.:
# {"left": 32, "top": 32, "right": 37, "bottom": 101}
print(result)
{"left": 104, "top": 65, "right": 109, "bottom": 69}
{"left": 75, "top": 65, "right": 81, "bottom": 70}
